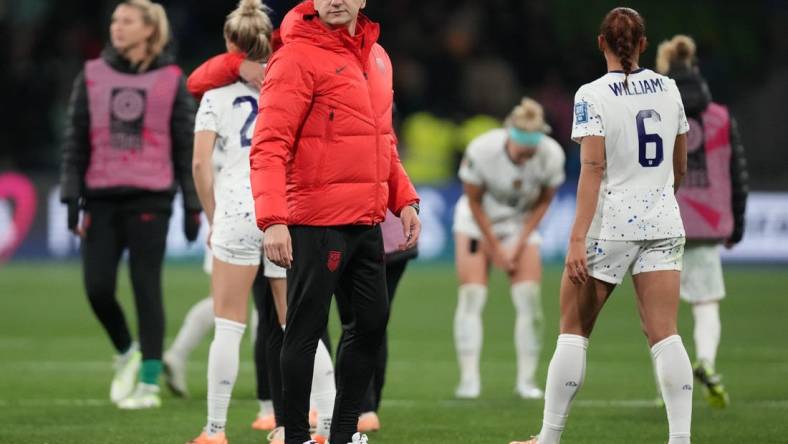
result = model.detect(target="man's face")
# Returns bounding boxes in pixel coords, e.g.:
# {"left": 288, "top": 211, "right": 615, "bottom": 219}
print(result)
{"left": 314, "top": 0, "right": 366, "bottom": 28}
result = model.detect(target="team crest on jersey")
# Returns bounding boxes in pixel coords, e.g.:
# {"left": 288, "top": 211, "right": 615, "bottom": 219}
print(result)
{"left": 327, "top": 250, "right": 342, "bottom": 272}
{"left": 575, "top": 101, "right": 588, "bottom": 124}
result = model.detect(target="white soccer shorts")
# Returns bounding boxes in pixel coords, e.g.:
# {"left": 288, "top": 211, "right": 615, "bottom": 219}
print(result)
{"left": 586, "top": 236, "right": 685, "bottom": 284}
{"left": 452, "top": 201, "right": 542, "bottom": 245}
{"left": 680, "top": 242, "right": 725, "bottom": 303}
{"left": 210, "top": 212, "right": 286, "bottom": 279}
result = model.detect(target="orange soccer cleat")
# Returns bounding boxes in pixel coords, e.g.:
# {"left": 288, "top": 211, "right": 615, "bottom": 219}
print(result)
{"left": 311, "top": 433, "right": 327, "bottom": 444}
{"left": 357, "top": 411, "right": 380, "bottom": 433}
{"left": 187, "top": 431, "right": 228, "bottom": 444}
{"left": 252, "top": 413, "right": 277, "bottom": 431}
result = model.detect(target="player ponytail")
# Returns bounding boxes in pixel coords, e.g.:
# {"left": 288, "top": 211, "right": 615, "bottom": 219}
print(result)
{"left": 122, "top": 0, "right": 170, "bottom": 72}
{"left": 656, "top": 34, "right": 697, "bottom": 75}
{"left": 224, "top": 0, "right": 274, "bottom": 62}
{"left": 600, "top": 7, "right": 646, "bottom": 89}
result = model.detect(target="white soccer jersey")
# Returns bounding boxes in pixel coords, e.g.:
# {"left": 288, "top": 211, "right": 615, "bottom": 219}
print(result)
{"left": 456, "top": 128, "right": 565, "bottom": 229}
{"left": 195, "top": 81, "right": 260, "bottom": 218}
{"left": 571, "top": 68, "right": 689, "bottom": 241}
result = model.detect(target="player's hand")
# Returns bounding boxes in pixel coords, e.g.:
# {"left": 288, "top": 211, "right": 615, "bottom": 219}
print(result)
{"left": 206, "top": 227, "right": 212, "bottom": 249}
{"left": 184, "top": 211, "right": 201, "bottom": 243}
{"left": 509, "top": 236, "right": 528, "bottom": 268}
{"left": 67, "top": 200, "right": 87, "bottom": 238}
{"left": 264, "top": 224, "right": 293, "bottom": 269}
{"left": 565, "top": 238, "right": 588, "bottom": 285}
{"left": 491, "top": 242, "right": 515, "bottom": 273}
{"left": 399, "top": 205, "right": 421, "bottom": 250}
{"left": 239, "top": 61, "right": 265, "bottom": 89}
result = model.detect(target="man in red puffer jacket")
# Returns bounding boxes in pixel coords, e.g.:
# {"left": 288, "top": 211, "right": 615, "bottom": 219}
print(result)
{"left": 249, "top": 1, "right": 421, "bottom": 444}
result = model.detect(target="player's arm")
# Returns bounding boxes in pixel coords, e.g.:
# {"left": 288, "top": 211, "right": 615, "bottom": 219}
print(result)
{"left": 566, "top": 135, "right": 605, "bottom": 284}
{"left": 192, "top": 130, "right": 217, "bottom": 224}
{"left": 727, "top": 116, "right": 749, "bottom": 246}
{"left": 186, "top": 52, "right": 264, "bottom": 100}
{"left": 386, "top": 136, "right": 420, "bottom": 250}
{"left": 60, "top": 71, "right": 90, "bottom": 236}
{"left": 672, "top": 133, "right": 687, "bottom": 192}
{"left": 465, "top": 182, "right": 512, "bottom": 271}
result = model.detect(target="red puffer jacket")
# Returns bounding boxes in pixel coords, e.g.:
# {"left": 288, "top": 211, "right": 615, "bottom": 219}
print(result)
{"left": 249, "top": 1, "right": 419, "bottom": 230}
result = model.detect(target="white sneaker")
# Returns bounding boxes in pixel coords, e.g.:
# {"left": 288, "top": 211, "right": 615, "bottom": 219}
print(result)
{"left": 351, "top": 433, "right": 369, "bottom": 444}
{"left": 162, "top": 351, "right": 189, "bottom": 398}
{"left": 267, "top": 426, "right": 284, "bottom": 444}
{"left": 110, "top": 343, "right": 141, "bottom": 403}
{"left": 454, "top": 379, "right": 480, "bottom": 399}
{"left": 516, "top": 382, "right": 544, "bottom": 399}
{"left": 116, "top": 383, "right": 161, "bottom": 409}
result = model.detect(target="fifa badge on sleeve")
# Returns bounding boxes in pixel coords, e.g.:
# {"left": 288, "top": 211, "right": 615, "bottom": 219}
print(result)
{"left": 575, "top": 101, "right": 589, "bottom": 124}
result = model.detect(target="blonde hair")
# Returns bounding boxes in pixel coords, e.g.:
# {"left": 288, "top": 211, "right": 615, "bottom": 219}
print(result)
{"left": 224, "top": 0, "right": 274, "bottom": 62}
{"left": 122, "top": 0, "right": 170, "bottom": 72}
{"left": 656, "top": 34, "right": 696, "bottom": 74}
{"left": 505, "top": 97, "right": 550, "bottom": 133}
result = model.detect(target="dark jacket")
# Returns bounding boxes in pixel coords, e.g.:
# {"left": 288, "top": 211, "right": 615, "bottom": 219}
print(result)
{"left": 670, "top": 64, "right": 749, "bottom": 244}
{"left": 60, "top": 45, "right": 199, "bottom": 213}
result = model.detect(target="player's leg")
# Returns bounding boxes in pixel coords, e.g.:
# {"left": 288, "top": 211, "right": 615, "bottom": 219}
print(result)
{"left": 681, "top": 243, "right": 728, "bottom": 407}
{"left": 164, "top": 296, "right": 214, "bottom": 398}
{"left": 117, "top": 210, "right": 170, "bottom": 409}
{"left": 453, "top": 232, "right": 489, "bottom": 399}
{"left": 357, "top": 258, "right": 409, "bottom": 433}
{"left": 330, "top": 225, "right": 389, "bottom": 444}
{"left": 201, "top": 256, "right": 258, "bottom": 439}
{"left": 633, "top": 238, "right": 693, "bottom": 444}
{"left": 251, "top": 267, "right": 276, "bottom": 431}
{"left": 510, "top": 237, "right": 544, "bottom": 399}
{"left": 281, "top": 226, "right": 342, "bottom": 444}
{"left": 80, "top": 202, "right": 138, "bottom": 403}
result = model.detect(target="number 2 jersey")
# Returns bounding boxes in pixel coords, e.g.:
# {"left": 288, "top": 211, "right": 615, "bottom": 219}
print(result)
{"left": 194, "top": 81, "right": 259, "bottom": 218}
{"left": 571, "top": 68, "right": 689, "bottom": 241}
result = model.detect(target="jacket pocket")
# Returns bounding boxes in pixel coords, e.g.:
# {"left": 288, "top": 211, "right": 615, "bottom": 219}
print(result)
{"left": 314, "top": 108, "right": 335, "bottom": 187}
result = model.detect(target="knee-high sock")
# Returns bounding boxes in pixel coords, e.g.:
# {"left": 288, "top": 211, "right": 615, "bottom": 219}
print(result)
{"left": 511, "top": 281, "right": 543, "bottom": 386}
{"left": 652, "top": 335, "right": 693, "bottom": 444}
{"left": 454, "top": 284, "right": 487, "bottom": 385}
{"left": 206, "top": 318, "right": 246, "bottom": 436}
{"left": 538, "top": 334, "right": 589, "bottom": 444}
{"left": 310, "top": 339, "right": 335, "bottom": 437}
{"left": 692, "top": 303, "right": 720, "bottom": 368}
{"left": 168, "top": 297, "right": 214, "bottom": 360}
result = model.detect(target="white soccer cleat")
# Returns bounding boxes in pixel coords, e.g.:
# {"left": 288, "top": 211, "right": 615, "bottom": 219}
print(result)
{"left": 110, "top": 343, "right": 141, "bottom": 403}
{"left": 116, "top": 383, "right": 161, "bottom": 409}
{"left": 163, "top": 351, "right": 189, "bottom": 398}
{"left": 454, "top": 379, "right": 481, "bottom": 399}
{"left": 266, "top": 426, "right": 284, "bottom": 444}
{"left": 516, "top": 382, "right": 544, "bottom": 399}
{"left": 350, "top": 433, "right": 369, "bottom": 444}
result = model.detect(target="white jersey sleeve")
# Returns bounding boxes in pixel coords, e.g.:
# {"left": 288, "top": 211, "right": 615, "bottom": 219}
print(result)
{"left": 458, "top": 142, "right": 485, "bottom": 186}
{"left": 195, "top": 90, "right": 221, "bottom": 133}
{"left": 542, "top": 138, "right": 566, "bottom": 188}
{"left": 668, "top": 79, "right": 690, "bottom": 135}
{"left": 571, "top": 86, "right": 605, "bottom": 143}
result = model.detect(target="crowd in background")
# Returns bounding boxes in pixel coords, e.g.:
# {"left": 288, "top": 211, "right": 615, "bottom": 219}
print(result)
{"left": 1, "top": 0, "right": 786, "bottom": 187}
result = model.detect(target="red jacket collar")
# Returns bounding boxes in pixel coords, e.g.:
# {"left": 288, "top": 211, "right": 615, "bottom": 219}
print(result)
{"left": 280, "top": 1, "right": 380, "bottom": 63}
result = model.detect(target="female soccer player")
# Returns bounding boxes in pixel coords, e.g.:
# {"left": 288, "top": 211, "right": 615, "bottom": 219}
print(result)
{"left": 59, "top": 0, "right": 200, "bottom": 409}
{"left": 652, "top": 34, "right": 748, "bottom": 408}
{"left": 452, "top": 98, "right": 565, "bottom": 399}
{"left": 511, "top": 7, "right": 693, "bottom": 444}
{"left": 186, "top": 2, "right": 334, "bottom": 443}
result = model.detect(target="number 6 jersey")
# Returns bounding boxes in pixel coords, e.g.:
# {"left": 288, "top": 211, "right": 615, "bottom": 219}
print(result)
{"left": 571, "top": 68, "right": 690, "bottom": 241}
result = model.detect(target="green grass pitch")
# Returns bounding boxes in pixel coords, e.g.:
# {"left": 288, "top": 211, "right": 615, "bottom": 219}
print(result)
{"left": 1, "top": 261, "right": 787, "bottom": 443}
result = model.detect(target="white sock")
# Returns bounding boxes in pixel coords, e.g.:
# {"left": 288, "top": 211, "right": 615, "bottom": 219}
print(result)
{"left": 258, "top": 399, "right": 273, "bottom": 417}
{"left": 652, "top": 335, "right": 693, "bottom": 444}
{"left": 511, "top": 281, "right": 543, "bottom": 387}
{"left": 168, "top": 297, "right": 214, "bottom": 360}
{"left": 310, "top": 339, "right": 335, "bottom": 437}
{"left": 454, "top": 284, "right": 487, "bottom": 386}
{"left": 692, "top": 303, "right": 720, "bottom": 368}
{"left": 538, "top": 334, "right": 589, "bottom": 444}
{"left": 206, "top": 318, "right": 246, "bottom": 436}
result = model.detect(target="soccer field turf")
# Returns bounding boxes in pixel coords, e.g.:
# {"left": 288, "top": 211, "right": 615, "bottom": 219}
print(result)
{"left": 1, "top": 261, "right": 786, "bottom": 443}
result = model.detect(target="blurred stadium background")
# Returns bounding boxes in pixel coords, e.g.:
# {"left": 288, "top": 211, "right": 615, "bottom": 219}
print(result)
{"left": 0, "top": 0, "right": 786, "bottom": 443}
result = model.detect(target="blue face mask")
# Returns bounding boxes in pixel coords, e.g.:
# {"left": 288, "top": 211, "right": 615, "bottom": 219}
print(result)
{"left": 508, "top": 127, "right": 543, "bottom": 147}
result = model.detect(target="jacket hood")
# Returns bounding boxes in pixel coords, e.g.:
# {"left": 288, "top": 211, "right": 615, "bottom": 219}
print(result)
{"left": 280, "top": 1, "right": 380, "bottom": 61}
{"left": 668, "top": 63, "right": 712, "bottom": 116}
{"left": 101, "top": 43, "right": 176, "bottom": 73}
